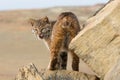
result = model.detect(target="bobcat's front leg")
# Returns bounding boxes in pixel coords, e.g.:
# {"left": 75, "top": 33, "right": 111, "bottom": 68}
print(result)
{"left": 47, "top": 38, "right": 63, "bottom": 70}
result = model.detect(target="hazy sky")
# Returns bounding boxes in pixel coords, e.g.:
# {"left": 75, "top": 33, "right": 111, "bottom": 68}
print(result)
{"left": 0, "top": 0, "right": 109, "bottom": 11}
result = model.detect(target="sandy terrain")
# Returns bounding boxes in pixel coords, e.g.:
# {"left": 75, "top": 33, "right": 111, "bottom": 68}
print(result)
{"left": 0, "top": 5, "right": 103, "bottom": 80}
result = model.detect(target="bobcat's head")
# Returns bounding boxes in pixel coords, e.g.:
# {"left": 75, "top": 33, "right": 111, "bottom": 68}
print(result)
{"left": 29, "top": 17, "right": 52, "bottom": 39}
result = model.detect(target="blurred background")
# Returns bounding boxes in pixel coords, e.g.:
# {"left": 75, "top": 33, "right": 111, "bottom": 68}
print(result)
{"left": 0, "top": 0, "right": 109, "bottom": 80}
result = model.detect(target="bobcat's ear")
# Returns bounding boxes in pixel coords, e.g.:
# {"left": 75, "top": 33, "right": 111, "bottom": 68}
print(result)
{"left": 28, "top": 18, "right": 36, "bottom": 26}
{"left": 43, "top": 16, "right": 49, "bottom": 23}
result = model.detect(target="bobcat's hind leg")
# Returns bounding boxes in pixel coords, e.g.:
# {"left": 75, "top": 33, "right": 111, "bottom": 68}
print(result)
{"left": 70, "top": 50, "right": 79, "bottom": 71}
{"left": 59, "top": 51, "right": 68, "bottom": 70}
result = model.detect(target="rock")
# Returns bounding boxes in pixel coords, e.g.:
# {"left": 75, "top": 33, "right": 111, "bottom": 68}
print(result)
{"left": 15, "top": 63, "right": 98, "bottom": 80}
{"left": 104, "top": 59, "right": 120, "bottom": 80}
{"left": 15, "top": 63, "right": 43, "bottom": 80}
{"left": 69, "top": 0, "right": 120, "bottom": 79}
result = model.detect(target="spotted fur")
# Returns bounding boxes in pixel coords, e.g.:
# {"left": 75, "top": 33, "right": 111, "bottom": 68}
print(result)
{"left": 29, "top": 12, "right": 81, "bottom": 71}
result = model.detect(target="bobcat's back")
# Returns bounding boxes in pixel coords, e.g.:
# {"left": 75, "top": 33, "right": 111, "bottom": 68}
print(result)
{"left": 51, "top": 12, "right": 80, "bottom": 50}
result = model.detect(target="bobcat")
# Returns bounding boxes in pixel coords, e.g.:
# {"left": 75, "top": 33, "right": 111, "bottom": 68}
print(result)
{"left": 29, "top": 12, "right": 81, "bottom": 71}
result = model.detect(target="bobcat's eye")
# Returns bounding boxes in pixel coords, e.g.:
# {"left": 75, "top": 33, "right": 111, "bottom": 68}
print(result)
{"left": 48, "top": 30, "right": 50, "bottom": 32}
{"left": 41, "top": 28, "right": 46, "bottom": 33}
{"left": 32, "top": 29, "right": 35, "bottom": 33}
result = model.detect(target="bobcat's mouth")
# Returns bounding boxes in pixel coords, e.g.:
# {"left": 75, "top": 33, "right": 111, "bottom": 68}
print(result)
{"left": 39, "top": 34, "right": 44, "bottom": 39}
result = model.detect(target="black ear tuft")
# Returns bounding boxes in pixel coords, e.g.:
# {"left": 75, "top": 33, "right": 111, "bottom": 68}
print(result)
{"left": 43, "top": 16, "right": 49, "bottom": 23}
{"left": 28, "top": 18, "right": 36, "bottom": 26}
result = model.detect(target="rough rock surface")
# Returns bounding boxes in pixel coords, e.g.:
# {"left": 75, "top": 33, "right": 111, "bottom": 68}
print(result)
{"left": 69, "top": 0, "right": 120, "bottom": 79}
{"left": 15, "top": 63, "right": 98, "bottom": 80}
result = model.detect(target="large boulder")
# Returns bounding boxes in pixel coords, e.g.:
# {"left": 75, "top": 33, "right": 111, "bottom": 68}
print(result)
{"left": 69, "top": 0, "right": 120, "bottom": 79}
